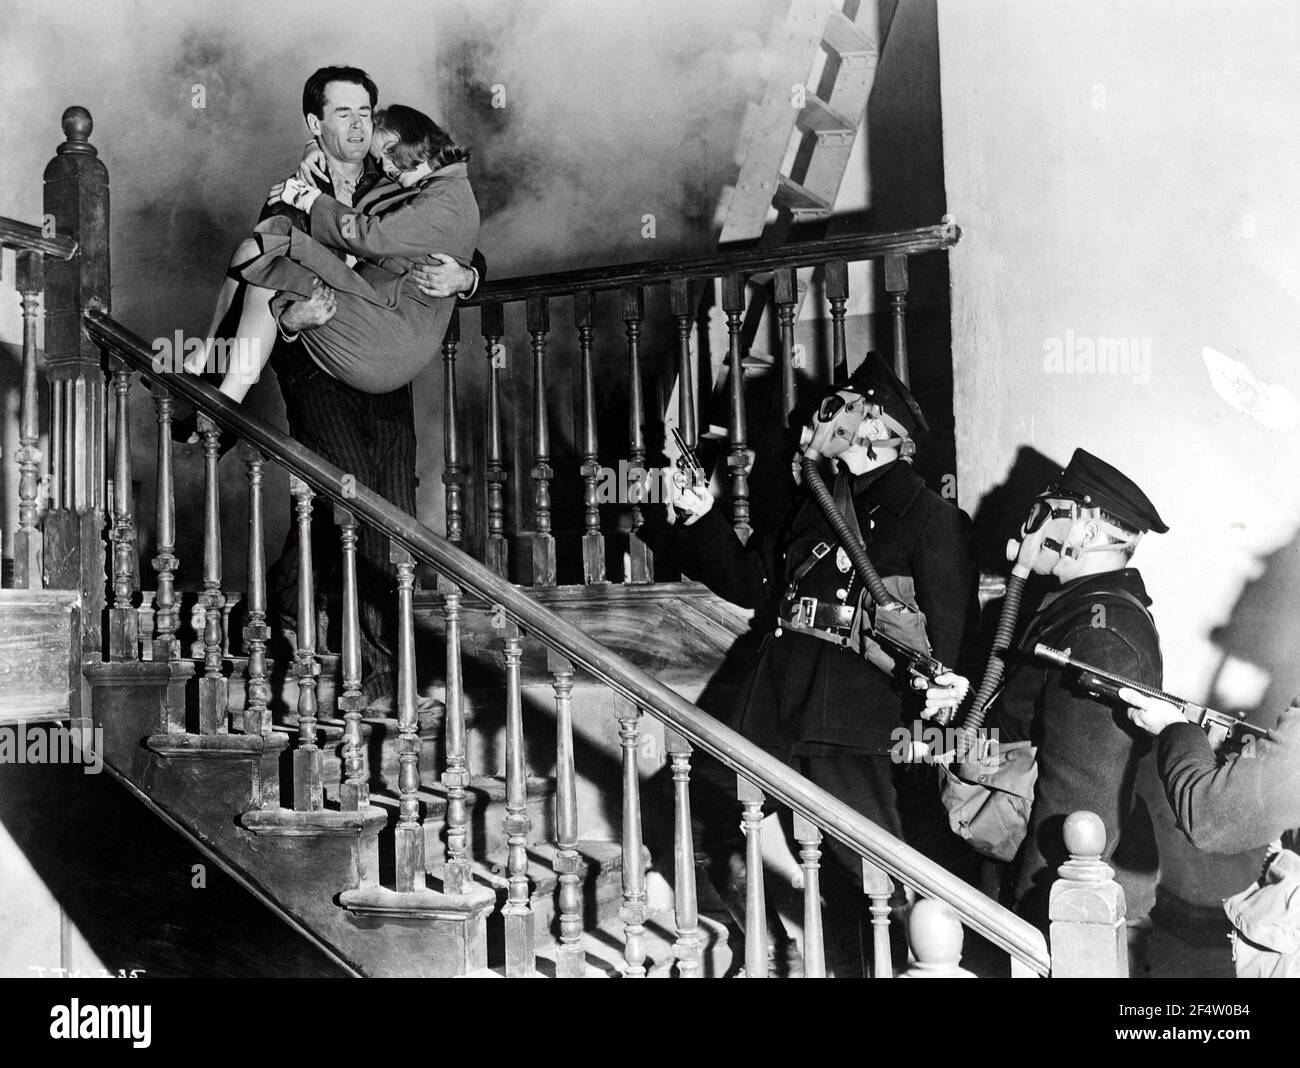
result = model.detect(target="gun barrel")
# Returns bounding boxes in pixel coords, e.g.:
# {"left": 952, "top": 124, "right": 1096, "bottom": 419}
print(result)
{"left": 1033, "top": 643, "right": 1071, "bottom": 667}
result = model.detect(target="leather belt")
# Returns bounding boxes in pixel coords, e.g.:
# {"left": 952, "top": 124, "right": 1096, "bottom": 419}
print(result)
{"left": 780, "top": 596, "right": 856, "bottom": 634}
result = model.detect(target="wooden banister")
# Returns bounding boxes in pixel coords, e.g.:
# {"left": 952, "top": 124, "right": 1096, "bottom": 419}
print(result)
{"left": 83, "top": 305, "right": 1050, "bottom": 978}
{"left": 461, "top": 221, "right": 960, "bottom": 306}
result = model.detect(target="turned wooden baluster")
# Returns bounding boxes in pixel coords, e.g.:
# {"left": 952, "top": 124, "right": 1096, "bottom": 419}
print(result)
{"left": 336, "top": 506, "right": 367, "bottom": 809}
{"left": 669, "top": 278, "right": 698, "bottom": 449}
{"left": 151, "top": 389, "right": 183, "bottom": 732}
{"left": 884, "top": 254, "right": 910, "bottom": 386}
{"left": 863, "top": 858, "right": 894, "bottom": 978}
{"left": 502, "top": 620, "right": 535, "bottom": 975}
{"left": 527, "top": 295, "right": 556, "bottom": 587}
{"left": 107, "top": 361, "right": 138, "bottom": 660}
{"left": 242, "top": 445, "right": 272, "bottom": 737}
{"left": 623, "top": 285, "right": 653, "bottom": 582}
{"left": 665, "top": 727, "right": 704, "bottom": 978}
{"left": 737, "top": 776, "right": 767, "bottom": 977}
{"left": 290, "top": 476, "right": 323, "bottom": 810}
{"left": 825, "top": 259, "right": 848, "bottom": 386}
{"left": 481, "top": 302, "right": 508, "bottom": 578}
{"left": 392, "top": 545, "right": 426, "bottom": 891}
{"left": 442, "top": 307, "right": 464, "bottom": 546}
{"left": 548, "top": 649, "right": 584, "bottom": 977}
{"left": 617, "top": 698, "right": 648, "bottom": 977}
{"left": 440, "top": 577, "right": 472, "bottom": 893}
{"left": 774, "top": 267, "right": 798, "bottom": 428}
{"left": 13, "top": 250, "right": 44, "bottom": 590}
{"left": 575, "top": 290, "right": 605, "bottom": 584}
{"left": 792, "top": 812, "right": 826, "bottom": 978}
{"left": 196, "top": 414, "right": 227, "bottom": 734}
{"left": 721, "top": 274, "right": 752, "bottom": 544}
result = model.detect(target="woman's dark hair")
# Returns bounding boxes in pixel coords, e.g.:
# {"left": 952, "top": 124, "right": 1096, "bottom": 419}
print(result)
{"left": 302, "top": 66, "right": 378, "bottom": 120}
{"left": 373, "top": 105, "right": 470, "bottom": 171}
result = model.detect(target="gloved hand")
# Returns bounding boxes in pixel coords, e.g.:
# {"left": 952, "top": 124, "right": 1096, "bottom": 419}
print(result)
{"left": 666, "top": 468, "right": 714, "bottom": 527}
{"left": 1120, "top": 687, "right": 1186, "bottom": 736}
{"left": 923, "top": 671, "right": 970, "bottom": 722}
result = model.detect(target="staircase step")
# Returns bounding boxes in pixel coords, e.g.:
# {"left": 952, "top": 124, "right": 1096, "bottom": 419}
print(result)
{"left": 796, "top": 91, "right": 856, "bottom": 135}
{"left": 532, "top": 908, "right": 733, "bottom": 978}
{"left": 773, "top": 174, "right": 833, "bottom": 216}
{"left": 821, "top": 8, "right": 878, "bottom": 59}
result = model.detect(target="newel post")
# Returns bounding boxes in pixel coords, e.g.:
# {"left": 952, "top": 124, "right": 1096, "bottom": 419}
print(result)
{"left": 43, "top": 105, "right": 110, "bottom": 719}
{"left": 1048, "top": 811, "right": 1127, "bottom": 977}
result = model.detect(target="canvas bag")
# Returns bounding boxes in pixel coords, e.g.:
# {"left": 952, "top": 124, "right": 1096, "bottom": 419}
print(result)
{"left": 938, "top": 739, "right": 1038, "bottom": 862}
{"left": 1223, "top": 841, "right": 1300, "bottom": 978}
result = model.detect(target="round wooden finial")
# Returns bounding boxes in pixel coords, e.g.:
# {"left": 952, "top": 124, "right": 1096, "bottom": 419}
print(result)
{"left": 58, "top": 106, "right": 97, "bottom": 156}
{"left": 1063, "top": 810, "right": 1105, "bottom": 858}
{"left": 908, "top": 898, "right": 964, "bottom": 965}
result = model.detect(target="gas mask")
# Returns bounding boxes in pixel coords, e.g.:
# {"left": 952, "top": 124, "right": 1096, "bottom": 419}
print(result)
{"left": 1004, "top": 496, "right": 1138, "bottom": 569}
{"left": 799, "top": 390, "right": 915, "bottom": 463}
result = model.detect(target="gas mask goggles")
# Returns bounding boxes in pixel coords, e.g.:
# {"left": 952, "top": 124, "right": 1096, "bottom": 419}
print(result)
{"left": 800, "top": 390, "right": 915, "bottom": 462}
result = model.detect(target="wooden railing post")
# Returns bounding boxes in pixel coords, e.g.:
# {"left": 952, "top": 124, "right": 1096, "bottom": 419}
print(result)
{"left": 14, "top": 249, "right": 45, "bottom": 589}
{"left": 575, "top": 290, "right": 605, "bottom": 584}
{"left": 392, "top": 545, "right": 425, "bottom": 891}
{"left": 862, "top": 858, "right": 894, "bottom": 979}
{"left": 150, "top": 388, "right": 184, "bottom": 732}
{"left": 439, "top": 577, "right": 472, "bottom": 894}
{"left": 666, "top": 726, "right": 704, "bottom": 978}
{"left": 290, "top": 475, "right": 323, "bottom": 810}
{"left": 721, "top": 274, "right": 752, "bottom": 544}
{"left": 669, "top": 278, "right": 698, "bottom": 448}
{"left": 773, "top": 267, "right": 798, "bottom": 427}
{"left": 43, "top": 106, "right": 110, "bottom": 708}
{"left": 884, "top": 253, "right": 910, "bottom": 386}
{"left": 501, "top": 619, "right": 535, "bottom": 975}
{"left": 617, "top": 698, "right": 648, "bottom": 977}
{"left": 196, "top": 414, "right": 228, "bottom": 734}
{"left": 441, "top": 307, "right": 464, "bottom": 546}
{"left": 548, "top": 649, "right": 585, "bottom": 978}
{"left": 527, "top": 295, "right": 556, "bottom": 587}
{"left": 737, "top": 775, "right": 766, "bottom": 977}
{"left": 336, "top": 506, "right": 367, "bottom": 810}
{"left": 1048, "top": 811, "right": 1127, "bottom": 978}
{"left": 824, "top": 259, "right": 848, "bottom": 386}
{"left": 242, "top": 445, "right": 272, "bottom": 739}
{"left": 792, "top": 812, "right": 826, "bottom": 978}
{"left": 903, "top": 899, "right": 975, "bottom": 978}
{"left": 622, "top": 285, "right": 653, "bottom": 582}
{"left": 106, "top": 360, "right": 137, "bottom": 659}
{"left": 481, "top": 302, "right": 508, "bottom": 578}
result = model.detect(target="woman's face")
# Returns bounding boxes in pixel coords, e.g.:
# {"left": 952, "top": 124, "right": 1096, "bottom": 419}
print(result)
{"left": 370, "top": 130, "right": 403, "bottom": 182}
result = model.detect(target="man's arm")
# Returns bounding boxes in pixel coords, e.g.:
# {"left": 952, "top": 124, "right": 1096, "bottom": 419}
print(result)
{"left": 910, "top": 503, "right": 978, "bottom": 669}
{"left": 412, "top": 249, "right": 486, "bottom": 298}
{"left": 1153, "top": 704, "right": 1300, "bottom": 853}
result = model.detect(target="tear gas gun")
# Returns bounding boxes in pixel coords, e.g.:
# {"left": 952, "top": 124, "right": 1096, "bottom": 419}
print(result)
{"left": 1033, "top": 643, "right": 1270, "bottom": 751}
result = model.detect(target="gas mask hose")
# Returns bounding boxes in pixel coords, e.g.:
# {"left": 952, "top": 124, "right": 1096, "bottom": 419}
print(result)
{"left": 799, "top": 454, "right": 900, "bottom": 610}
{"left": 955, "top": 564, "right": 1030, "bottom": 757}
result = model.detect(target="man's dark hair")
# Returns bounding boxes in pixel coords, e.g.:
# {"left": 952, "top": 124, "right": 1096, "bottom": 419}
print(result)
{"left": 374, "top": 105, "right": 470, "bottom": 171}
{"left": 302, "top": 66, "right": 378, "bottom": 120}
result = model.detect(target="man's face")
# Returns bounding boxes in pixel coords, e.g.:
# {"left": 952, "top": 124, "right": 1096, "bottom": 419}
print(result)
{"left": 307, "top": 80, "right": 373, "bottom": 165}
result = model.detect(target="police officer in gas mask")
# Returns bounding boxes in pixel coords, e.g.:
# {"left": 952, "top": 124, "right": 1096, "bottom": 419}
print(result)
{"left": 931, "top": 449, "right": 1168, "bottom": 928}
{"left": 668, "top": 353, "right": 978, "bottom": 877}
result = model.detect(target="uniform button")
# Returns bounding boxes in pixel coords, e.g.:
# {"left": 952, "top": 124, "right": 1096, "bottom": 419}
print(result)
{"left": 869, "top": 520, "right": 876, "bottom": 529}
{"left": 835, "top": 587, "right": 848, "bottom": 601}
{"left": 774, "top": 627, "right": 783, "bottom": 637}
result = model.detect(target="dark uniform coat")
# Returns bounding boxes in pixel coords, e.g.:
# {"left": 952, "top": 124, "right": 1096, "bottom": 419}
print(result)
{"left": 994, "top": 568, "right": 1161, "bottom": 921}
{"left": 1157, "top": 708, "right": 1300, "bottom": 854}
{"left": 673, "top": 461, "right": 976, "bottom": 754}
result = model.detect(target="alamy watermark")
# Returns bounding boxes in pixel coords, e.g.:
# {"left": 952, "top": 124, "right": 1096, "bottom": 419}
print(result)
{"left": 150, "top": 330, "right": 262, "bottom": 376}
{"left": 1043, "top": 331, "right": 1151, "bottom": 385}
{"left": 890, "top": 721, "right": 1001, "bottom": 764}
{"left": 0, "top": 722, "right": 103, "bottom": 774}
{"left": 593, "top": 461, "right": 706, "bottom": 505}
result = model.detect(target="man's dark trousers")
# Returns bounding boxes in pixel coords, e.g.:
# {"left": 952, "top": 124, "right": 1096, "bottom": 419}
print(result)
{"left": 266, "top": 339, "right": 416, "bottom": 701}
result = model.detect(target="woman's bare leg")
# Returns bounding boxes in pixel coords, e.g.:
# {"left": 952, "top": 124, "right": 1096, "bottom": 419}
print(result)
{"left": 214, "top": 282, "right": 278, "bottom": 404}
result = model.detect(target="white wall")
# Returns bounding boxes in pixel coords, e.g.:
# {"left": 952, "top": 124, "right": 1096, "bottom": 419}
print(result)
{"left": 940, "top": 0, "right": 1300, "bottom": 710}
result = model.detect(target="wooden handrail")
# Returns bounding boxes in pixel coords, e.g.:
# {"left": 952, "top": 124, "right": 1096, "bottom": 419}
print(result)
{"left": 0, "top": 215, "right": 78, "bottom": 259}
{"left": 465, "top": 220, "right": 960, "bottom": 305}
{"left": 83, "top": 306, "right": 1048, "bottom": 977}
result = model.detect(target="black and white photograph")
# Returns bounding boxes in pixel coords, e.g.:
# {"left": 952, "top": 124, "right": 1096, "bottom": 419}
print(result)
{"left": 0, "top": 0, "right": 1295, "bottom": 1023}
